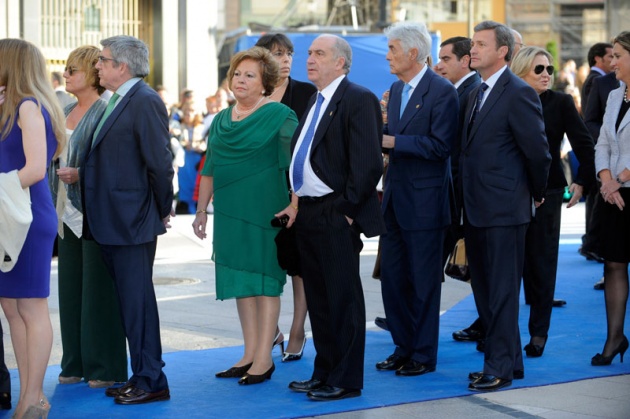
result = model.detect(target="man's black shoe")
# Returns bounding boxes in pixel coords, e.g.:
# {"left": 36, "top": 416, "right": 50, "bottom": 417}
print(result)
{"left": 452, "top": 326, "right": 484, "bottom": 342}
{"left": 376, "top": 354, "right": 408, "bottom": 371}
{"left": 468, "top": 375, "right": 512, "bottom": 392}
{"left": 552, "top": 299, "right": 566, "bottom": 307}
{"left": 307, "top": 385, "right": 361, "bottom": 401}
{"left": 288, "top": 378, "right": 324, "bottom": 393}
{"left": 469, "top": 370, "right": 523, "bottom": 381}
{"left": 395, "top": 360, "right": 436, "bottom": 376}
{"left": 374, "top": 317, "right": 388, "bottom": 331}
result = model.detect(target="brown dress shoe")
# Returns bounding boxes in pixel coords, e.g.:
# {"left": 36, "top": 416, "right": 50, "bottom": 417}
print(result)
{"left": 114, "top": 387, "right": 170, "bottom": 405}
{"left": 105, "top": 381, "right": 134, "bottom": 398}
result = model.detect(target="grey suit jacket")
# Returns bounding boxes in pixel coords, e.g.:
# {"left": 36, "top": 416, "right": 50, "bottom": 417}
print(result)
{"left": 595, "top": 82, "right": 630, "bottom": 183}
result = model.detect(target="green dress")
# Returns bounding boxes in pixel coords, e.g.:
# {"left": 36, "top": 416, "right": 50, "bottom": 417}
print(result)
{"left": 202, "top": 102, "right": 298, "bottom": 300}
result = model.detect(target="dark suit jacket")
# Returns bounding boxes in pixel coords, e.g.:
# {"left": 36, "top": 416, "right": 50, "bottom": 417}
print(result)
{"left": 584, "top": 72, "right": 620, "bottom": 142}
{"left": 291, "top": 77, "right": 385, "bottom": 237}
{"left": 282, "top": 77, "right": 317, "bottom": 120}
{"left": 82, "top": 80, "right": 174, "bottom": 245}
{"left": 382, "top": 68, "right": 459, "bottom": 230}
{"left": 460, "top": 68, "right": 551, "bottom": 227}
{"left": 539, "top": 89, "right": 595, "bottom": 191}
{"left": 581, "top": 70, "right": 603, "bottom": 112}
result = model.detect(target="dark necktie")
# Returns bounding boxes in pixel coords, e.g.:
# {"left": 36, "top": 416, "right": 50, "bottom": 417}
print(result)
{"left": 292, "top": 93, "right": 324, "bottom": 192}
{"left": 399, "top": 83, "right": 411, "bottom": 118}
{"left": 468, "top": 83, "right": 488, "bottom": 134}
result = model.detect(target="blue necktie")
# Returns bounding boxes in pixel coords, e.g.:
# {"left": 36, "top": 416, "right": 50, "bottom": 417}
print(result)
{"left": 468, "top": 83, "right": 488, "bottom": 133}
{"left": 399, "top": 83, "right": 411, "bottom": 118}
{"left": 293, "top": 93, "right": 325, "bottom": 192}
{"left": 92, "top": 92, "right": 120, "bottom": 149}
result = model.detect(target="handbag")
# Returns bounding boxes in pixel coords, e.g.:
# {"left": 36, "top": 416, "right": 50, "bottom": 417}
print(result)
{"left": 444, "top": 238, "right": 470, "bottom": 281}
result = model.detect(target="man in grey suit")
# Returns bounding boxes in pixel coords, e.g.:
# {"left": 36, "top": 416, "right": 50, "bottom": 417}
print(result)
{"left": 82, "top": 35, "right": 174, "bottom": 405}
{"left": 285, "top": 34, "right": 385, "bottom": 401}
{"left": 461, "top": 21, "right": 551, "bottom": 392}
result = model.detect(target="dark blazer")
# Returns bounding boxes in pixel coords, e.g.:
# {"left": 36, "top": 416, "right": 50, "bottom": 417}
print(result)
{"left": 452, "top": 72, "right": 481, "bottom": 195}
{"left": 584, "top": 72, "right": 620, "bottom": 142}
{"left": 291, "top": 77, "right": 385, "bottom": 238}
{"left": 540, "top": 89, "right": 595, "bottom": 191}
{"left": 460, "top": 69, "right": 551, "bottom": 227}
{"left": 581, "top": 70, "right": 602, "bottom": 111}
{"left": 82, "top": 80, "right": 174, "bottom": 245}
{"left": 382, "top": 68, "right": 459, "bottom": 230}
{"left": 281, "top": 77, "right": 317, "bottom": 120}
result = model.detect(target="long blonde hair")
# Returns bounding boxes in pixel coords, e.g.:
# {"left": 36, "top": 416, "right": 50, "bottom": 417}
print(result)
{"left": 0, "top": 39, "right": 66, "bottom": 159}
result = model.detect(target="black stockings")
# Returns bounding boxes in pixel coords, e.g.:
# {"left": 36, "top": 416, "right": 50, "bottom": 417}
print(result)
{"left": 602, "top": 261, "right": 629, "bottom": 356}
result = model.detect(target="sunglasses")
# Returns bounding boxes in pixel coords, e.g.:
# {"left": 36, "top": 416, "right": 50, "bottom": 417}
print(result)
{"left": 534, "top": 65, "right": 554, "bottom": 75}
{"left": 64, "top": 66, "right": 80, "bottom": 76}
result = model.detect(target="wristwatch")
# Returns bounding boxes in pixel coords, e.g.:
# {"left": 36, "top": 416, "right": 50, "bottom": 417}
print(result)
{"left": 616, "top": 176, "right": 624, "bottom": 185}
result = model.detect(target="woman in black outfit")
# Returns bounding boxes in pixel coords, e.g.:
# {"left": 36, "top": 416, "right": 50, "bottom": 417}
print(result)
{"left": 511, "top": 46, "right": 596, "bottom": 358}
{"left": 255, "top": 33, "right": 317, "bottom": 361}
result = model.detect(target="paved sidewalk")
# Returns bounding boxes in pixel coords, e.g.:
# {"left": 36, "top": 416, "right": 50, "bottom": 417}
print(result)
{"left": 2, "top": 202, "right": 627, "bottom": 418}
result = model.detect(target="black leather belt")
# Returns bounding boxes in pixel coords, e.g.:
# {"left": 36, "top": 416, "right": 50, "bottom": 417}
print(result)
{"left": 299, "top": 194, "right": 331, "bottom": 203}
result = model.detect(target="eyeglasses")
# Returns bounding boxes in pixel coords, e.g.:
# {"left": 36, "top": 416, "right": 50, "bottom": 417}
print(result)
{"left": 64, "top": 66, "right": 80, "bottom": 76}
{"left": 272, "top": 51, "right": 294, "bottom": 58}
{"left": 534, "top": 65, "right": 554, "bottom": 75}
{"left": 98, "top": 55, "right": 117, "bottom": 64}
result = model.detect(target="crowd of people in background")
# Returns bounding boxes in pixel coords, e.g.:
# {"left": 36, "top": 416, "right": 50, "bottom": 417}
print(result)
{"left": 0, "top": 17, "right": 629, "bottom": 418}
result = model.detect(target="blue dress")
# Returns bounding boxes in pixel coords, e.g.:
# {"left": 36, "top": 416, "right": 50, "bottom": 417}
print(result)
{"left": 0, "top": 98, "right": 58, "bottom": 298}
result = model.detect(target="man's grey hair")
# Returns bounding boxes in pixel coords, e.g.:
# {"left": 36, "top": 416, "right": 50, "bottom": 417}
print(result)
{"left": 101, "top": 35, "right": 150, "bottom": 78}
{"left": 474, "top": 21, "right": 515, "bottom": 62}
{"left": 384, "top": 21, "right": 432, "bottom": 64}
{"left": 327, "top": 35, "right": 352, "bottom": 74}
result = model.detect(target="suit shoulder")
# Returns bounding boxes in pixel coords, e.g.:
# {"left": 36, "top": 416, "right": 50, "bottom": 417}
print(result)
{"left": 346, "top": 81, "right": 379, "bottom": 101}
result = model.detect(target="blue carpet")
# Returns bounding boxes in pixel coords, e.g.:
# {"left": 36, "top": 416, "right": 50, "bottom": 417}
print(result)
{"left": 2, "top": 243, "right": 629, "bottom": 418}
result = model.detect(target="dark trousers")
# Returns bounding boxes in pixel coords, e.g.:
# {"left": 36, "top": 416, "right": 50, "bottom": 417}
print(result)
{"left": 381, "top": 206, "right": 444, "bottom": 365}
{"left": 523, "top": 191, "right": 563, "bottom": 338}
{"left": 0, "top": 320, "right": 9, "bottom": 394}
{"left": 582, "top": 184, "right": 603, "bottom": 254}
{"left": 465, "top": 222, "right": 527, "bottom": 380}
{"left": 295, "top": 197, "right": 366, "bottom": 389}
{"left": 58, "top": 226, "right": 128, "bottom": 382}
{"left": 99, "top": 240, "right": 168, "bottom": 392}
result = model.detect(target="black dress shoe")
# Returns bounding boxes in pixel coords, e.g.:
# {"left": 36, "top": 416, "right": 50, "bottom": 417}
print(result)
{"left": 0, "top": 392, "right": 10, "bottom": 410}
{"left": 307, "top": 385, "right": 361, "bottom": 401}
{"left": 288, "top": 378, "right": 324, "bottom": 393}
{"left": 468, "top": 375, "right": 512, "bottom": 392}
{"left": 374, "top": 317, "right": 389, "bottom": 331}
{"left": 476, "top": 340, "right": 485, "bottom": 352}
{"left": 469, "top": 370, "right": 524, "bottom": 381}
{"left": 105, "top": 381, "right": 134, "bottom": 398}
{"left": 376, "top": 354, "right": 408, "bottom": 371}
{"left": 395, "top": 360, "right": 436, "bottom": 376}
{"left": 452, "top": 326, "right": 484, "bottom": 342}
{"left": 552, "top": 299, "right": 566, "bottom": 307}
{"left": 114, "top": 387, "right": 170, "bottom": 405}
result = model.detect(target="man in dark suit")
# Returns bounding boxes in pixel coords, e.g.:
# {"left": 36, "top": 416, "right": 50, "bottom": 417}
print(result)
{"left": 82, "top": 35, "right": 174, "bottom": 405}
{"left": 374, "top": 22, "right": 458, "bottom": 378}
{"left": 434, "top": 36, "right": 488, "bottom": 345}
{"left": 582, "top": 71, "right": 619, "bottom": 290}
{"left": 580, "top": 42, "right": 613, "bottom": 116}
{"left": 461, "top": 21, "right": 551, "bottom": 392}
{"left": 285, "top": 34, "right": 385, "bottom": 401}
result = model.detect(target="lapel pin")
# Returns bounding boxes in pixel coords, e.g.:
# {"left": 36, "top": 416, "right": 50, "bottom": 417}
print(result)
{"left": 329, "top": 111, "right": 333, "bottom": 116}
{"left": 415, "top": 105, "right": 420, "bottom": 109}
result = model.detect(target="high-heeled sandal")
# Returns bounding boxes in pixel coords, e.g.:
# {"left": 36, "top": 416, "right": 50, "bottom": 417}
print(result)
{"left": 282, "top": 337, "right": 307, "bottom": 362}
{"left": 524, "top": 336, "right": 547, "bottom": 358}
{"left": 592, "top": 335, "right": 629, "bottom": 366}
{"left": 20, "top": 398, "right": 50, "bottom": 419}
{"left": 215, "top": 362, "right": 253, "bottom": 378}
{"left": 238, "top": 363, "right": 275, "bottom": 385}
{"left": 273, "top": 330, "right": 285, "bottom": 354}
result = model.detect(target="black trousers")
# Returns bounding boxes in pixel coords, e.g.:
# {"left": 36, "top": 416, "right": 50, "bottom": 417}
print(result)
{"left": 523, "top": 191, "right": 563, "bottom": 338}
{"left": 582, "top": 184, "right": 603, "bottom": 254}
{"left": 295, "top": 197, "right": 366, "bottom": 389}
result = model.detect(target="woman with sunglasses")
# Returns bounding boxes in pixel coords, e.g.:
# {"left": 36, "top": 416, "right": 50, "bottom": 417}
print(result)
{"left": 511, "top": 46, "right": 595, "bottom": 358}
{"left": 592, "top": 31, "right": 630, "bottom": 366}
{"left": 49, "top": 46, "right": 128, "bottom": 389}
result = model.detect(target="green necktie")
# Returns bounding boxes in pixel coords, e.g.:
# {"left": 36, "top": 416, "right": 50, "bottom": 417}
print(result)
{"left": 92, "top": 92, "right": 120, "bottom": 148}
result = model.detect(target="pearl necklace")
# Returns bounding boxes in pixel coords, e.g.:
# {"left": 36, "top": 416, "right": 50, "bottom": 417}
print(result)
{"left": 234, "top": 96, "right": 265, "bottom": 119}
{"left": 625, "top": 86, "right": 630, "bottom": 104}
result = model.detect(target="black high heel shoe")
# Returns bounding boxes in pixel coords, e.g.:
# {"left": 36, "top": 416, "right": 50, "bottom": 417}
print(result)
{"left": 215, "top": 362, "right": 253, "bottom": 378}
{"left": 592, "top": 335, "right": 629, "bottom": 366}
{"left": 273, "top": 330, "right": 285, "bottom": 354}
{"left": 524, "top": 336, "right": 547, "bottom": 358}
{"left": 282, "top": 337, "right": 307, "bottom": 362}
{"left": 238, "top": 363, "right": 275, "bottom": 385}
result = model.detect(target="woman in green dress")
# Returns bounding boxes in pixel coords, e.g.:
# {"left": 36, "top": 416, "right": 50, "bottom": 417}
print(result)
{"left": 192, "top": 47, "right": 298, "bottom": 385}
